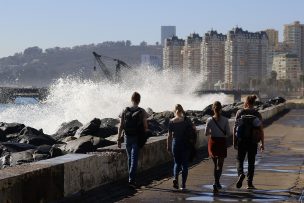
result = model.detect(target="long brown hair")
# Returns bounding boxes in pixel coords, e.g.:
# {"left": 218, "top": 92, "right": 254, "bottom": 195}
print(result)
{"left": 175, "top": 104, "right": 185, "bottom": 116}
{"left": 244, "top": 95, "right": 257, "bottom": 108}
{"left": 212, "top": 101, "right": 222, "bottom": 116}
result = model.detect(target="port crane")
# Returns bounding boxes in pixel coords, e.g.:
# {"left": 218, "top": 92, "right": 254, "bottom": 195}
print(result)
{"left": 92, "top": 51, "right": 132, "bottom": 82}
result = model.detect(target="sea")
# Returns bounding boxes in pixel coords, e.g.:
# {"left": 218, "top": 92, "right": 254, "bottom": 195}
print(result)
{"left": 0, "top": 67, "right": 232, "bottom": 134}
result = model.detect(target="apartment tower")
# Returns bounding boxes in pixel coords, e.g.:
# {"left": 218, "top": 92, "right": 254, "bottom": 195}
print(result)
{"left": 163, "top": 36, "right": 185, "bottom": 70}
{"left": 224, "top": 27, "right": 268, "bottom": 89}
{"left": 182, "top": 33, "right": 202, "bottom": 75}
{"left": 201, "top": 30, "right": 226, "bottom": 88}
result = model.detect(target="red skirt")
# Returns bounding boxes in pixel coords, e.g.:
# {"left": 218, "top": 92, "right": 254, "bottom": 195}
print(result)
{"left": 208, "top": 137, "right": 227, "bottom": 158}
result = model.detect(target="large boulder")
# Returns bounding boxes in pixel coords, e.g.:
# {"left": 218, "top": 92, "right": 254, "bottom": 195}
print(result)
{"left": 201, "top": 104, "right": 213, "bottom": 116}
{"left": 0, "top": 142, "right": 37, "bottom": 155}
{"left": 0, "top": 122, "right": 25, "bottom": 141}
{"left": 0, "top": 122, "right": 25, "bottom": 135}
{"left": 98, "top": 118, "right": 119, "bottom": 138}
{"left": 18, "top": 126, "right": 57, "bottom": 146}
{"left": 266, "top": 97, "right": 286, "bottom": 105}
{"left": 74, "top": 118, "right": 101, "bottom": 138}
{"left": 92, "top": 137, "right": 116, "bottom": 149}
{"left": 222, "top": 104, "right": 240, "bottom": 118}
{"left": 63, "top": 136, "right": 95, "bottom": 153}
{"left": 9, "top": 149, "right": 35, "bottom": 167}
{"left": 53, "top": 120, "right": 83, "bottom": 141}
{"left": 147, "top": 119, "right": 166, "bottom": 136}
{"left": 34, "top": 145, "right": 62, "bottom": 159}
{"left": 100, "top": 118, "right": 119, "bottom": 128}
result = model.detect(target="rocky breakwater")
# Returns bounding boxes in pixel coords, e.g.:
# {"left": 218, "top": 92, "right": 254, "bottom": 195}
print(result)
{"left": 0, "top": 96, "right": 286, "bottom": 169}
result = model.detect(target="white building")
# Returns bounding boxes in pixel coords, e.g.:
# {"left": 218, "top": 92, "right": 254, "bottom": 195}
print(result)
{"left": 182, "top": 33, "right": 202, "bottom": 75}
{"left": 273, "top": 53, "right": 303, "bottom": 84}
{"left": 284, "top": 21, "right": 304, "bottom": 71}
{"left": 201, "top": 30, "right": 226, "bottom": 88}
{"left": 163, "top": 36, "right": 185, "bottom": 71}
{"left": 224, "top": 27, "right": 268, "bottom": 89}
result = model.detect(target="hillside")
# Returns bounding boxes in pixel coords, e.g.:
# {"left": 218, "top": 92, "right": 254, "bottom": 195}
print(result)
{"left": 0, "top": 42, "right": 163, "bottom": 87}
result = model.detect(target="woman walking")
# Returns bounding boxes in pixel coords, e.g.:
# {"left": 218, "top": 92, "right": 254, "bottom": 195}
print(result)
{"left": 167, "top": 104, "right": 195, "bottom": 191}
{"left": 205, "top": 101, "right": 230, "bottom": 192}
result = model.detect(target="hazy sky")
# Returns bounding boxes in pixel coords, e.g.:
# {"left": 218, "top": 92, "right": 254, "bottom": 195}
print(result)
{"left": 0, "top": 0, "right": 303, "bottom": 57}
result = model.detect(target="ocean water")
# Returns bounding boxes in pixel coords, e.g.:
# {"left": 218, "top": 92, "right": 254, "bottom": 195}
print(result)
{"left": 0, "top": 67, "right": 232, "bottom": 134}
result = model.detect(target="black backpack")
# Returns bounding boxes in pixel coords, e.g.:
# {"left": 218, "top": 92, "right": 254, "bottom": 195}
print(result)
{"left": 123, "top": 107, "right": 144, "bottom": 136}
{"left": 235, "top": 110, "right": 260, "bottom": 143}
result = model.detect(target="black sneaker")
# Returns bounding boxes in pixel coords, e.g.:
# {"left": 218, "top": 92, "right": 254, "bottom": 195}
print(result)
{"left": 247, "top": 183, "right": 256, "bottom": 189}
{"left": 173, "top": 179, "right": 179, "bottom": 189}
{"left": 128, "top": 181, "right": 137, "bottom": 189}
{"left": 216, "top": 182, "right": 222, "bottom": 189}
{"left": 236, "top": 174, "right": 245, "bottom": 188}
{"left": 213, "top": 184, "right": 219, "bottom": 193}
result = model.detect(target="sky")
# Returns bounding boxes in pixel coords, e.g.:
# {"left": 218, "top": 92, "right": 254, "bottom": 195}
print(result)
{"left": 0, "top": 0, "right": 303, "bottom": 57}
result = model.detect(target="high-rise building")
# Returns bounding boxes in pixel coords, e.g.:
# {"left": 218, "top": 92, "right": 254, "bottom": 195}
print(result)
{"left": 182, "top": 33, "right": 202, "bottom": 75}
{"left": 161, "top": 26, "right": 176, "bottom": 46}
{"left": 273, "top": 53, "right": 302, "bottom": 84}
{"left": 265, "top": 29, "right": 279, "bottom": 76}
{"left": 224, "top": 27, "right": 268, "bottom": 89}
{"left": 265, "top": 29, "right": 279, "bottom": 47}
{"left": 201, "top": 30, "right": 226, "bottom": 88}
{"left": 283, "top": 21, "right": 304, "bottom": 70}
{"left": 163, "top": 36, "right": 185, "bottom": 70}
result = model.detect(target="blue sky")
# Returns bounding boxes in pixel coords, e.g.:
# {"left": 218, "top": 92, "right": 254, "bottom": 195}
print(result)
{"left": 0, "top": 0, "right": 303, "bottom": 57}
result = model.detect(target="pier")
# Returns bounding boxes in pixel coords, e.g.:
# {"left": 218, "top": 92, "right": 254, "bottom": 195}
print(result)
{"left": 60, "top": 106, "right": 304, "bottom": 202}
{"left": 0, "top": 87, "right": 49, "bottom": 103}
{"left": 0, "top": 102, "right": 303, "bottom": 203}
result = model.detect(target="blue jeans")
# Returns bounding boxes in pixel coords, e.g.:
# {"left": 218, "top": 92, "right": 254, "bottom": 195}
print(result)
{"left": 172, "top": 139, "right": 190, "bottom": 187}
{"left": 125, "top": 135, "right": 139, "bottom": 182}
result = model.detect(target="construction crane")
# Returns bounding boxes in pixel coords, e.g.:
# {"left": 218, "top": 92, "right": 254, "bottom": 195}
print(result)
{"left": 93, "top": 51, "right": 132, "bottom": 82}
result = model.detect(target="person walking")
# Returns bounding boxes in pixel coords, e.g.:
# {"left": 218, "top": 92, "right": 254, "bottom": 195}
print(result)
{"left": 167, "top": 104, "right": 196, "bottom": 191}
{"left": 233, "top": 95, "right": 265, "bottom": 189}
{"left": 205, "top": 101, "right": 230, "bottom": 193}
{"left": 117, "top": 92, "right": 148, "bottom": 188}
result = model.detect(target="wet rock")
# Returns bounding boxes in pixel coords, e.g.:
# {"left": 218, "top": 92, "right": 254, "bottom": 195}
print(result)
{"left": 147, "top": 119, "right": 165, "bottom": 136}
{"left": 0, "top": 154, "right": 10, "bottom": 169}
{"left": 5, "top": 133, "right": 20, "bottom": 141}
{"left": 34, "top": 145, "right": 62, "bottom": 158}
{"left": 98, "top": 118, "right": 119, "bottom": 138}
{"left": 222, "top": 104, "right": 240, "bottom": 118}
{"left": 9, "top": 149, "right": 35, "bottom": 167}
{"left": 53, "top": 120, "right": 83, "bottom": 141}
{"left": 61, "top": 136, "right": 77, "bottom": 143}
{"left": 151, "top": 111, "right": 174, "bottom": 121}
{"left": 201, "top": 104, "right": 213, "bottom": 116}
{"left": 18, "top": 126, "right": 57, "bottom": 146}
{"left": 75, "top": 118, "right": 101, "bottom": 138}
{"left": 92, "top": 137, "right": 116, "bottom": 149}
{"left": 100, "top": 118, "right": 119, "bottom": 128}
{"left": 0, "top": 122, "right": 25, "bottom": 135}
{"left": 146, "top": 107, "right": 154, "bottom": 117}
{"left": 33, "top": 153, "right": 49, "bottom": 161}
{"left": 0, "top": 130, "right": 6, "bottom": 142}
{"left": 267, "top": 97, "right": 286, "bottom": 105}
{"left": 63, "top": 136, "right": 95, "bottom": 153}
{"left": 0, "top": 142, "right": 37, "bottom": 155}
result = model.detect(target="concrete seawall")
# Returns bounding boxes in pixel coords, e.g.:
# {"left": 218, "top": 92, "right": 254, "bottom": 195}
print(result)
{"left": 0, "top": 103, "right": 291, "bottom": 203}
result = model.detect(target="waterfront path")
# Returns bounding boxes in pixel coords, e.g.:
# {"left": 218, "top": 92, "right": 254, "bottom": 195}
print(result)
{"left": 60, "top": 109, "right": 304, "bottom": 202}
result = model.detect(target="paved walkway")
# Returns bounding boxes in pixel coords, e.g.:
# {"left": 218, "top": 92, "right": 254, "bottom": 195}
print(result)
{"left": 60, "top": 109, "right": 304, "bottom": 202}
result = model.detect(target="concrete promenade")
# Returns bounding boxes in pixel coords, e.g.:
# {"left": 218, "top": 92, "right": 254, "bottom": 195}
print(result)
{"left": 60, "top": 109, "right": 304, "bottom": 202}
